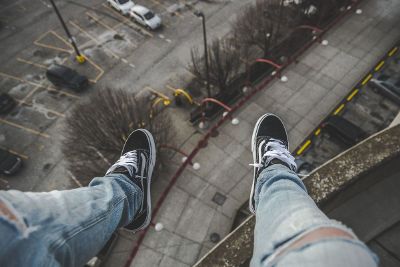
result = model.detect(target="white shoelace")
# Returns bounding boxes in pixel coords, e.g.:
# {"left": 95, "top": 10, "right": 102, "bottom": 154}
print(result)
{"left": 106, "top": 151, "right": 138, "bottom": 177}
{"left": 250, "top": 138, "right": 297, "bottom": 172}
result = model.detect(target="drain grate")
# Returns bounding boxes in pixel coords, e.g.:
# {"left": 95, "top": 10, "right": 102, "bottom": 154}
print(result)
{"left": 212, "top": 192, "right": 227, "bottom": 206}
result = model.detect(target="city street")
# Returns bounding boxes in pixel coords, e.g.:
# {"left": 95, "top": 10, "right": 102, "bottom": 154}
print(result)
{"left": 0, "top": 0, "right": 252, "bottom": 191}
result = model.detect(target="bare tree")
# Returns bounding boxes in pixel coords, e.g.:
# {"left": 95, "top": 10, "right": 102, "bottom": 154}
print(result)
{"left": 232, "top": 0, "right": 302, "bottom": 59}
{"left": 63, "top": 88, "right": 174, "bottom": 186}
{"left": 189, "top": 38, "right": 242, "bottom": 94}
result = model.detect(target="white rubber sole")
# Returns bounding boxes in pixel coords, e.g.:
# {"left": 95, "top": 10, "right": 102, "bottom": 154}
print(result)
{"left": 249, "top": 113, "right": 288, "bottom": 214}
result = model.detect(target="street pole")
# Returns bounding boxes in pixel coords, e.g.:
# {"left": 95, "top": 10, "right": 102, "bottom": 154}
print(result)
{"left": 194, "top": 11, "right": 211, "bottom": 100}
{"left": 48, "top": 0, "right": 86, "bottom": 63}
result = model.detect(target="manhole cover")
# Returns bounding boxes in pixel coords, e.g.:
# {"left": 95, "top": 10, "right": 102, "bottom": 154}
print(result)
{"left": 212, "top": 192, "right": 226, "bottom": 206}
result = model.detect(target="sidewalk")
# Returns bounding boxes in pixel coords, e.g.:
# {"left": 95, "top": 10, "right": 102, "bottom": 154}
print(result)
{"left": 105, "top": 0, "right": 400, "bottom": 266}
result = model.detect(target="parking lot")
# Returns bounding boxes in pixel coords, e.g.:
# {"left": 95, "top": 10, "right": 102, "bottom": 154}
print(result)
{"left": 296, "top": 45, "right": 400, "bottom": 170}
{"left": 0, "top": 0, "right": 250, "bottom": 190}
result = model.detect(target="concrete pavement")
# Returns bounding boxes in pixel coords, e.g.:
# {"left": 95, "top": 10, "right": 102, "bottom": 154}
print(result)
{"left": 114, "top": 0, "right": 400, "bottom": 266}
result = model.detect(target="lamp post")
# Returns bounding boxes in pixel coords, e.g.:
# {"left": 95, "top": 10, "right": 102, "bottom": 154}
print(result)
{"left": 194, "top": 10, "right": 211, "bottom": 100}
{"left": 48, "top": 0, "right": 86, "bottom": 63}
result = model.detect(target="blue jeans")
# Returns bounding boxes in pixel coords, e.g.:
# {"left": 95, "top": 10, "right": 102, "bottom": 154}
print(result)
{"left": 251, "top": 164, "right": 379, "bottom": 267}
{"left": 0, "top": 174, "right": 141, "bottom": 267}
{"left": 0, "top": 166, "right": 379, "bottom": 267}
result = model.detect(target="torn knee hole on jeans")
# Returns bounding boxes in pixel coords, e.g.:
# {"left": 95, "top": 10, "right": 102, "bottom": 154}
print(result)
{"left": 0, "top": 197, "right": 30, "bottom": 237}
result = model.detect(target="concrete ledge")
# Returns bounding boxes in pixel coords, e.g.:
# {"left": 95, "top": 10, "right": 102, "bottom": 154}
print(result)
{"left": 194, "top": 124, "right": 400, "bottom": 267}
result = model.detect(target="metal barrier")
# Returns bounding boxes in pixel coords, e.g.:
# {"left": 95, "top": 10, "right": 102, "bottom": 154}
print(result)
{"left": 199, "top": 98, "right": 240, "bottom": 129}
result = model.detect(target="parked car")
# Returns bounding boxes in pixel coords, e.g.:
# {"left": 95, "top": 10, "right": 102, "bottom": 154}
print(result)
{"left": 107, "top": 0, "right": 135, "bottom": 15}
{"left": 0, "top": 93, "right": 16, "bottom": 115}
{"left": 46, "top": 64, "right": 89, "bottom": 92}
{"left": 370, "top": 74, "right": 400, "bottom": 105}
{"left": 0, "top": 149, "right": 22, "bottom": 175}
{"left": 322, "top": 116, "right": 367, "bottom": 147}
{"left": 129, "top": 5, "right": 162, "bottom": 30}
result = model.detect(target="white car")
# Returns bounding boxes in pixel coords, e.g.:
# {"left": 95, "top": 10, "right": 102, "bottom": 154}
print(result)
{"left": 129, "top": 5, "right": 162, "bottom": 30}
{"left": 107, "top": 0, "right": 135, "bottom": 15}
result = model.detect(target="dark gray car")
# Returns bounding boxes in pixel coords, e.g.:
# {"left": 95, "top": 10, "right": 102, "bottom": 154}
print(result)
{"left": 0, "top": 149, "right": 22, "bottom": 175}
{"left": 46, "top": 64, "right": 89, "bottom": 92}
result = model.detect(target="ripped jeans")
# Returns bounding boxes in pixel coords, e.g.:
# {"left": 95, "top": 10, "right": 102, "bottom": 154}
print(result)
{"left": 0, "top": 174, "right": 141, "bottom": 267}
{"left": 251, "top": 164, "right": 379, "bottom": 267}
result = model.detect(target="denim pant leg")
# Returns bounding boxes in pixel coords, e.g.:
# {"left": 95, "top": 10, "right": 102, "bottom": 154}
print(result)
{"left": 250, "top": 164, "right": 378, "bottom": 267}
{"left": 0, "top": 173, "right": 142, "bottom": 267}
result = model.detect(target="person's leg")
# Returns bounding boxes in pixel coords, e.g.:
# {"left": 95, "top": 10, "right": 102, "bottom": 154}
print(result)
{"left": 0, "top": 174, "right": 141, "bottom": 267}
{"left": 0, "top": 129, "right": 156, "bottom": 267}
{"left": 249, "top": 114, "right": 378, "bottom": 267}
{"left": 251, "top": 165, "right": 378, "bottom": 267}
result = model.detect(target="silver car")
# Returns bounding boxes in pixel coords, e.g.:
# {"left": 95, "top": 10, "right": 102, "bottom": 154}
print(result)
{"left": 107, "top": 0, "right": 135, "bottom": 15}
{"left": 129, "top": 5, "right": 162, "bottom": 30}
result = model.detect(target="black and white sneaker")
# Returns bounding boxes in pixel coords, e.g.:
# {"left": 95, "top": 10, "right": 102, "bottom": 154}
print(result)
{"left": 249, "top": 114, "right": 297, "bottom": 214}
{"left": 106, "top": 129, "right": 156, "bottom": 232}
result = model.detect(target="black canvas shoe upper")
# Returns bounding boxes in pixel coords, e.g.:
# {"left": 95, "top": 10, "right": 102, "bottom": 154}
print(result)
{"left": 106, "top": 129, "right": 156, "bottom": 233}
{"left": 250, "top": 114, "right": 297, "bottom": 213}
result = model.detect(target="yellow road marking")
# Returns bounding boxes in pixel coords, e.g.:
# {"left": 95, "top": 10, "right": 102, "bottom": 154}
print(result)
{"left": 166, "top": 84, "right": 176, "bottom": 92}
{"left": 314, "top": 128, "right": 321, "bottom": 136}
{"left": 347, "top": 89, "right": 359, "bottom": 101}
{"left": 361, "top": 74, "right": 372, "bottom": 86}
{"left": 34, "top": 29, "right": 105, "bottom": 83}
{"left": 0, "top": 71, "right": 80, "bottom": 99}
{"left": 388, "top": 47, "right": 398, "bottom": 57}
{"left": 70, "top": 20, "right": 121, "bottom": 59}
{"left": 34, "top": 31, "right": 73, "bottom": 53}
{"left": 297, "top": 140, "right": 311, "bottom": 155}
{"left": 0, "top": 118, "right": 50, "bottom": 138}
{"left": 374, "top": 61, "right": 385, "bottom": 72}
{"left": 102, "top": 4, "right": 153, "bottom": 37}
{"left": 0, "top": 145, "right": 29, "bottom": 160}
{"left": 333, "top": 103, "right": 345, "bottom": 115}
{"left": 86, "top": 12, "right": 138, "bottom": 49}
{"left": 17, "top": 58, "right": 47, "bottom": 69}
{"left": 144, "top": 86, "right": 170, "bottom": 100}
{"left": 1, "top": 147, "right": 29, "bottom": 160}
{"left": 86, "top": 12, "right": 116, "bottom": 32}
{"left": 84, "top": 56, "right": 105, "bottom": 83}
{"left": 9, "top": 149, "right": 28, "bottom": 160}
